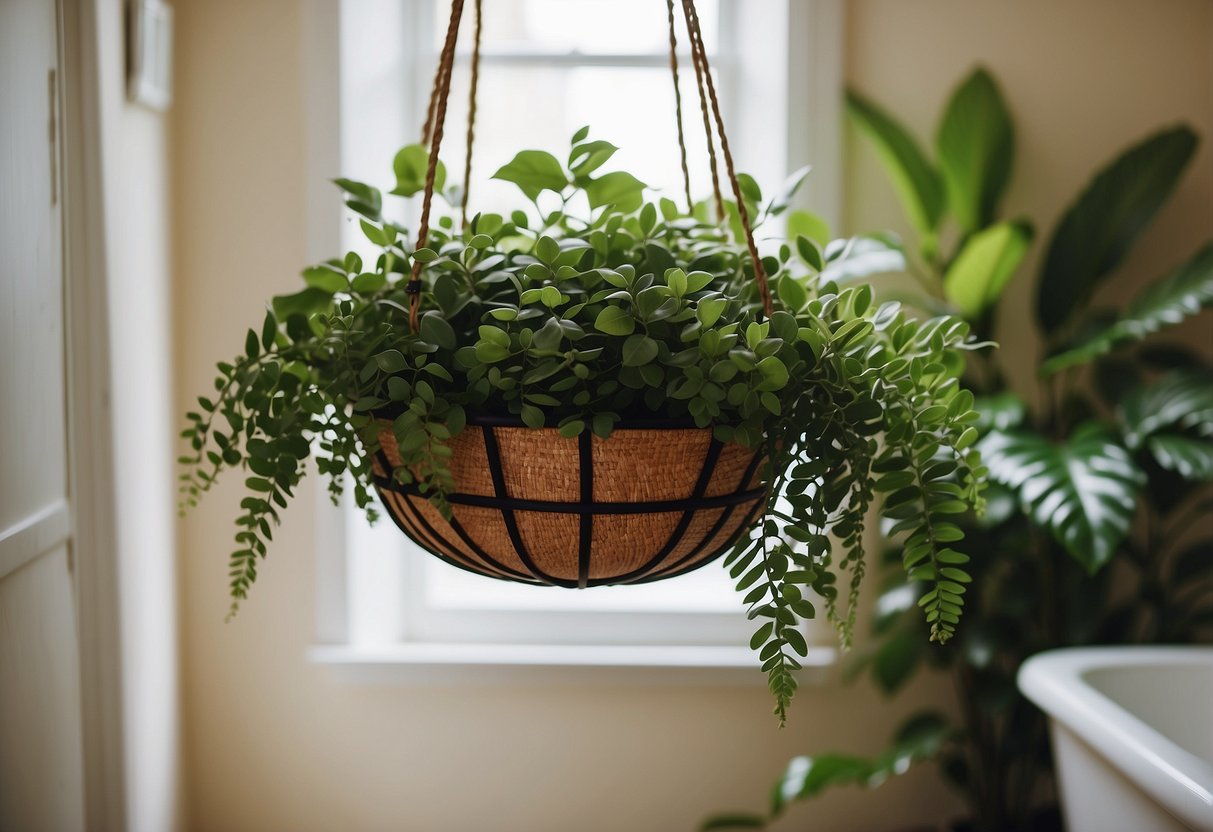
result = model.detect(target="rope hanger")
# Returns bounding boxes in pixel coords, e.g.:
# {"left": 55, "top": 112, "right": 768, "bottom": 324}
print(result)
{"left": 406, "top": 0, "right": 773, "bottom": 332}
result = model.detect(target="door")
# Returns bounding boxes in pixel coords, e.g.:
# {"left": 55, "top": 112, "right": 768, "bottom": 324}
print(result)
{"left": 0, "top": 0, "right": 88, "bottom": 828}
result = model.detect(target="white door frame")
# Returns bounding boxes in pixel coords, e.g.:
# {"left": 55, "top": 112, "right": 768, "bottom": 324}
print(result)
{"left": 58, "top": 0, "right": 128, "bottom": 828}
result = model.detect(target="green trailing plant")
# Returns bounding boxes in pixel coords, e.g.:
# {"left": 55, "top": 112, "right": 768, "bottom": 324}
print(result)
{"left": 706, "top": 67, "right": 1213, "bottom": 830}
{"left": 179, "top": 127, "right": 990, "bottom": 723}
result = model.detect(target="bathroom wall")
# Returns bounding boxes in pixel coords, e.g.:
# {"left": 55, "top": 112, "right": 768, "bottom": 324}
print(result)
{"left": 845, "top": 0, "right": 1213, "bottom": 395}
{"left": 172, "top": 1, "right": 1212, "bottom": 830}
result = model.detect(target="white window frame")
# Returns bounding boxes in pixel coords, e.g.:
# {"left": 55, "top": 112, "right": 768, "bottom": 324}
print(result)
{"left": 307, "top": 0, "right": 843, "bottom": 678}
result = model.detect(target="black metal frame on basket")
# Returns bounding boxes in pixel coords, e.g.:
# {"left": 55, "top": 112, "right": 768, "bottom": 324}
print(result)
{"left": 371, "top": 416, "right": 767, "bottom": 589}
{"left": 372, "top": 0, "right": 777, "bottom": 587}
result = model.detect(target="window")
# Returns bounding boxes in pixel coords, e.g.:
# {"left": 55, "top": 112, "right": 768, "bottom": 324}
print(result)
{"left": 312, "top": 0, "right": 843, "bottom": 669}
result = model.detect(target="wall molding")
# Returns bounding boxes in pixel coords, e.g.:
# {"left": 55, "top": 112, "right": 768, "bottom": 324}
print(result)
{"left": 60, "top": 0, "right": 128, "bottom": 828}
{"left": 0, "top": 500, "right": 71, "bottom": 581}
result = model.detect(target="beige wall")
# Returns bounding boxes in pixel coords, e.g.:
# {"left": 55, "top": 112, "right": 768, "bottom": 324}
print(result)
{"left": 172, "top": 2, "right": 1212, "bottom": 831}
{"left": 846, "top": 0, "right": 1213, "bottom": 384}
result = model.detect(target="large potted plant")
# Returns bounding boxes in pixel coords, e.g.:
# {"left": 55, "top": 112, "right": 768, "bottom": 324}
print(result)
{"left": 705, "top": 67, "right": 1212, "bottom": 829}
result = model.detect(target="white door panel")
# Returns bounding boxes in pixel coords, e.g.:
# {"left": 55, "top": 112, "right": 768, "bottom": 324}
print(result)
{"left": 0, "top": 0, "right": 87, "bottom": 827}
{"left": 0, "top": 546, "right": 85, "bottom": 832}
{"left": 0, "top": 0, "right": 69, "bottom": 536}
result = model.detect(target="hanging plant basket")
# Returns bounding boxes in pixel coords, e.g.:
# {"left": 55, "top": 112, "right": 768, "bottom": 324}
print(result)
{"left": 180, "top": 0, "right": 989, "bottom": 723}
{"left": 355, "top": 0, "right": 779, "bottom": 589}
{"left": 372, "top": 414, "right": 766, "bottom": 587}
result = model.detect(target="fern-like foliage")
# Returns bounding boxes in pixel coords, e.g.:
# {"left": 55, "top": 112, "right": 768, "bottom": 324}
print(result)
{"left": 731, "top": 288, "right": 986, "bottom": 724}
{"left": 1042, "top": 242, "right": 1213, "bottom": 374}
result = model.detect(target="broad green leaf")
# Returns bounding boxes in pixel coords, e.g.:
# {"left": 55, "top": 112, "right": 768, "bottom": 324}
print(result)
{"left": 621, "top": 334, "right": 658, "bottom": 366}
{"left": 391, "top": 144, "right": 447, "bottom": 197}
{"left": 872, "top": 629, "right": 923, "bottom": 693}
{"left": 568, "top": 140, "right": 618, "bottom": 178}
{"left": 373, "top": 349, "right": 407, "bottom": 373}
{"left": 754, "top": 710, "right": 951, "bottom": 825}
{"left": 1041, "top": 242, "right": 1213, "bottom": 374}
{"left": 1146, "top": 434, "right": 1213, "bottom": 480}
{"left": 763, "top": 165, "right": 812, "bottom": 217}
{"left": 492, "top": 150, "right": 568, "bottom": 200}
{"left": 846, "top": 90, "right": 945, "bottom": 237}
{"left": 332, "top": 178, "right": 382, "bottom": 221}
{"left": 520, "top": 403, "right": 544, "bottom": 428}
{"left": 585, "top": 171, "right": 647, "bottom": 212}
{"left": 1118, "top": 370, "right": 1213, "bottom": 448}
{"left": 786, "top": 209, "right": 830, "bottom": 246}
{"left": 260, "top": 311, "right": 276, "bottom": 350}
{"left": 302, "top": 266, "right": 347, "bottom": 294}
{"left": 271, "top": 287, "right": 332, "bottom": 320}
{"left": 419, "top": 313, "right": 456, "bottom": 350}
{"left": 821, "top": 235, "right": 907, "bottom": 284}
{"left": 350, "top": 271, "right": 387, "bottom": 293}
{"left": 936, "top": 68, "right": 1014, "bottom": 232}
{"left": 795, "top": 236, "right": 823, "bottom": 272}
{"left": 943, "top": 219, "right": 1033, "bottom": 318}
{"left": 974, "top": 392, "right": 1028, "bottom": 432}
{"left": 593, "top": 306, "right": 636, "bottom": 336}
{"left": 980, "top": 425, "right": 1145, "bottom": 572}
{"left": 737, "top": 173, "right": 762, "bottom": 206}
{"left": 774, "top": 754, "right": 871, "bottom": 808}
{"left": 776, "top": 274, "right": 808, "bottom": 311}
{"left": 696, "top": 297, "right": 727, "bottom": 327}
{"left": 1037, "top": 126, "right": 1198, "bottom": 334}
{"left": 887, "top": 710, "right": 953, "bottom": 765}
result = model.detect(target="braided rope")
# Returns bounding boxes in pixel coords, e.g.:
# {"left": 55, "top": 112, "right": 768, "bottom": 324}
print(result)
{"left": 460, "top": 0, "right": 483, "bottom": 229}
{"left": 680, "top": 0, "right": 772, "bottom": 316}
{"left": 665, "top": 0, "right": 693, "bottom": 212}
{"left": 409, "top": 0, "right": 771, "bottom": 326}
{"left": 681, "top": 1, "right": 724, "bottom": 221}
{"left": 408, "top": 0, "right": 466, "bottom": 332}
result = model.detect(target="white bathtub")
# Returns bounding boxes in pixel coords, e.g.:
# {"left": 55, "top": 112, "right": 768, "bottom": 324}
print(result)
{"left": 1019, "top": 646, "right": 1213, "bottom": 832}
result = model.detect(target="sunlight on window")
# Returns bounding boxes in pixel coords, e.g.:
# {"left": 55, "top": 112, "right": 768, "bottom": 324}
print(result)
{"left": 440, "top": 66, "right": 720, "bottom": 217}
{"left": 420, "top": 542, "right": 746, "bottom": 613}
{"left": 444, "top": 0, "right": 719, "bottom": 55}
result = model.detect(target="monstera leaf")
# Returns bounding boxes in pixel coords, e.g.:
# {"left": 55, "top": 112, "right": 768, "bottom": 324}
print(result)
{"left": 1042, "top": 242, "right": 1213, "bottom": 374}
{"left": 1036, "top": 126, "right": 1198, "bottom": 335}
{"left": 980, "top": 425, "right": 1145, "bottom": 573}
{"left": 1118, "top": 370, "right": 1213, "bottom": 480}
{"left": 1145, "top": 435, "right": 1213, "bottom": 480}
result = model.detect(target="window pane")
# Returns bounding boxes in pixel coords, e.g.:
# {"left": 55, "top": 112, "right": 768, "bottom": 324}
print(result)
{"left": 359, "top": 0, "right": 771, "bottom": 626}
{"left": 439, "top": 0, "right": 719, "bottom": 55}
{"left": 419, "top": 540, "right": 746, "bottom": 613}
{"left": 439, "top": 64, "right": 722, "bottom": 215}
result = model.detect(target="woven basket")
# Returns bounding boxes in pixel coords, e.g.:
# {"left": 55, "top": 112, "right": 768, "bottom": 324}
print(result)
{"left": 369, "top": 416, "right": 767, "bottom": 588}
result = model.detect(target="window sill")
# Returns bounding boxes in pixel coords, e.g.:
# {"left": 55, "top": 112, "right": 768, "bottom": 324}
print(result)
{"left": 308, "top": 642, "right": 838, "bottom": 686}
